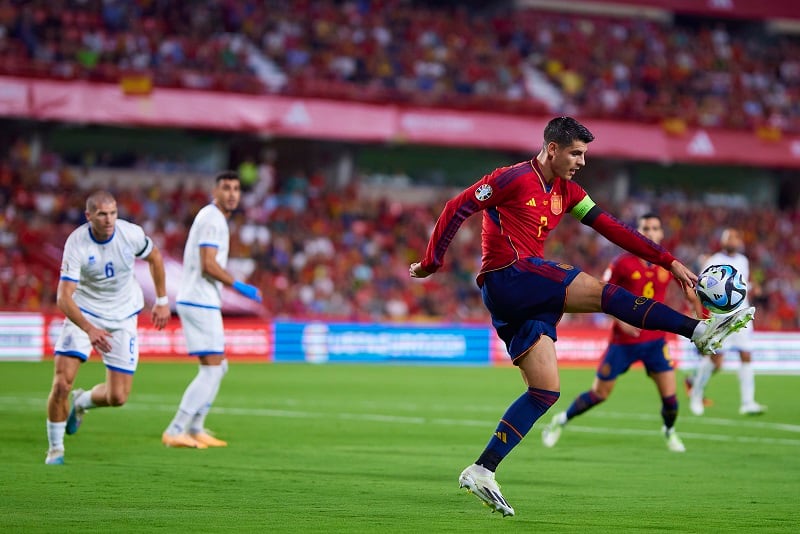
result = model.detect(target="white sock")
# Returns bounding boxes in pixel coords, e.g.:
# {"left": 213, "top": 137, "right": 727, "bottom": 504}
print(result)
{"left": 738, "top": 362, "right": 755, "bottom": 406}
{"left": 47, "top": 420, "right": 66, "bottom": 451}
{"left": 693, "top": 357, "right": 716, "bottom": 397}
{"left": 691, "top": 321, "right": 708, "bottom": 341}
{"left": 190, "top": 361, "right": 227, "bottom": 433}
{"left": 75, "top": 388, "right": 96, "bottom": 410}
{"left": 556, "top": 411, "right": 568, "bottom": 425}
{"left": 166, "top": 365, "right": 224, "bottom": 435}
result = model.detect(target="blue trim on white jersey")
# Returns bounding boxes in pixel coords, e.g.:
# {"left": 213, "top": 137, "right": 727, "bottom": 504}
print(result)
{"left": 60, "top": 276, "right": 80, "bottom": 283}
{"left": 80, "top": 307, "right": 142, "bottom": 319}
{"left": 176, "top": 301, "right": 221, "bottom": 310}
{"left": 189, "top": 351, "right": 226, "bottom": 357}
{"left": 198, "top": 243, "right": 219, "bottom": 248}
{"left": 106, "top": 364, "right": 135, "bottom": 375}
{"left": 88, "top": 227, "right": 115, "bottom": 245}
{"left": 55, "top": 350, "right": 88, "bottom": 361}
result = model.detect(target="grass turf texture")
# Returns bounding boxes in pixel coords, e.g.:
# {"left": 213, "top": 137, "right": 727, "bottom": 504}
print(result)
{"left": 1, "top": 361, "right": 798, "bottom": 533}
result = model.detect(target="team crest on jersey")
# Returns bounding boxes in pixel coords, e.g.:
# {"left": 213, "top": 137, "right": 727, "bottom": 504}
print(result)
{"left": 550, "top": 194, "right": 562, "bottom": 215}
{"left": 475, "top": 184, "right": 493, "bottom": 201}
{"left": 88, "top": 255, "right": 96, "bottom": 265}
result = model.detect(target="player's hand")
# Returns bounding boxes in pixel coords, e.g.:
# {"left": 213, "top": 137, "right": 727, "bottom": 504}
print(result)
{"left": 233, "top": 280, "right": 263, "bottom": 303}
{"left": 87, "top": 325, "right": 113, "bottom": 354}
{"left": 669, "top": 260, "right": 698, "bottom": 296}
{"left": 618, "top": 322, "right": 641, "bottom": 337}
{"left": 151, "top": 303, "right": 170, "bottom": 330}
{"left": 409, "top": 262, "right": 431, "bottom": 279}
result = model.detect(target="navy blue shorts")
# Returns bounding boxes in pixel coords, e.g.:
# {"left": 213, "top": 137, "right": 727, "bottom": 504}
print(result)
{"left": 481, "top": 258, "right": 582, "bottom": 364}
{"left": 596, "top": 338, "right": 674, "bottom": 381}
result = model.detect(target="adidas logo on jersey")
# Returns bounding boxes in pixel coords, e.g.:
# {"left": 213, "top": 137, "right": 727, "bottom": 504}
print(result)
{"left": 526, "top": 198, "right": 536, "bottom": 207}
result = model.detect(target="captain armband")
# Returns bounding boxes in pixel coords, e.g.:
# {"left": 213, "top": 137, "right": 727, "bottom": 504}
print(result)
{"left": 571, "top": 196, "right": 600, "bottom": 225}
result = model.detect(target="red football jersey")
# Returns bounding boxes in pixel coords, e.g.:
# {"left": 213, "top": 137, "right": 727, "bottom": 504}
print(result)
{"left": 421, "top": 160, "right": 589, "bottom": 281}
{"left": 606, "top": 253, "right": 675, "bottom": 344}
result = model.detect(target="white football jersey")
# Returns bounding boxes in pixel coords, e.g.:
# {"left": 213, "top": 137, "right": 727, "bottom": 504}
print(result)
{"left": 60, "top": 219, "right": 153, "bottom": 321}
{"left": 176, "top": 203, "right": 230, "bottom": 308}
{"left": 702, "top": 250, "right": 750, "bottom": 310}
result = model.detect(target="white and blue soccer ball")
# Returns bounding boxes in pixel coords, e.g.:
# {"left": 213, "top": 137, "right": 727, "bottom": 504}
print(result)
{"left": 696, "top": 264, "right": 747, "bottom": 314}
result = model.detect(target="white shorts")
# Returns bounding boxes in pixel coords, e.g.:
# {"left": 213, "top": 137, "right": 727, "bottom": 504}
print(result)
{"left": 54, "top": 314, "right": 139, "bottom": 374}
{"left": 719, "top": 319, "right": 754, "bottom": 353}
{"left": 177, "top": 303, "right": 225, "bottom": 356}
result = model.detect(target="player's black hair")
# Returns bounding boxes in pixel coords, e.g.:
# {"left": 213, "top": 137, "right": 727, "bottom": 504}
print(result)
{"left": 215, "top": 170, "right": 240, "bottom": 183}
{"left": 638, "top": 212, "right": 662, "bottom": 224}
{"left": 543, "top": 117, "right": 595, "bottom": 147}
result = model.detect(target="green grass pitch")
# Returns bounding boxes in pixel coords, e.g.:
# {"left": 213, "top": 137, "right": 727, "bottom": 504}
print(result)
{"left": 1, "top": 361, "right": 798, "bottom": 533}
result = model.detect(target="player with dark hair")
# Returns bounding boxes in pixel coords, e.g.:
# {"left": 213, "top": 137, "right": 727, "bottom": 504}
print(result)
{"left": 409, "top": 117, "right": 755, "bottom": 516}
{"left": 541, "top": 213, "right": 703, "bottom": 453}
{"left": 162, "top": 171, "right": 262, "bottom": 449}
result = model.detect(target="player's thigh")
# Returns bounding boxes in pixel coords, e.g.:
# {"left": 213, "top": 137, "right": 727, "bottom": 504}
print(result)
{"left": 54, "top": 319, "right": 93, "bottom": 362}
{"left": 517, "top": 335, "right": 559, "bottom": 391}
{"left": 105, "top": 366, "right": 134, "bottom": 401}
{"left": 640, "top": 339, "right": 677, "bottom": 396}
{"left": 596, "top": 344, "right": 635, "bottom": 382}
{"left": 564, "top": 272, "right": 605, "bottom": 313}
{"left": 177, "top": 304, "right": 225, "bottom": 356}
{"left": 101, "top": 316, "right": 140, "bottom": 375}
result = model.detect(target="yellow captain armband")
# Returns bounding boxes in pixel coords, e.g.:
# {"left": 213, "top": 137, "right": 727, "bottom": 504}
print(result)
{"left": 570, "top": 195, "right": 596, "bottom": 221}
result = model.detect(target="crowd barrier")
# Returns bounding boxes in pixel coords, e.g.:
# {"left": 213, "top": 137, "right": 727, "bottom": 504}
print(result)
{"left": 2, "top": 312, "right": 799, "bottom": 371}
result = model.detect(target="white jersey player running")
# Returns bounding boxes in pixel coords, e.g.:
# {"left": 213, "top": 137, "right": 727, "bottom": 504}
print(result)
{"left": 45, "top": 191, "right": 170, "bottom": 465}
{"left": 687, "top": 228, "right": 765, "bottom": 416}
{"left": 162, "top": 171, "right": 262, "bottom": 449}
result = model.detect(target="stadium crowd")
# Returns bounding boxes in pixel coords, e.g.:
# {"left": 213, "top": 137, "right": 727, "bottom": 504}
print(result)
{"left": 1, "top": 141, "right": 798, "bottom": 330}
{"left": 0, "top": 0, "right": 798, "bottom": 133}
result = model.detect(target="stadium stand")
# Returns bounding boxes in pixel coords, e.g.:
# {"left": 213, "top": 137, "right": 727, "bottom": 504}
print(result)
{"left": 1, "top": 140, "right": 797, "bottom": 330}
{"left": 0, "top": 1, "right": 797, "bottom": 329}
{"left": 0, "top": 0, "right": 798, "bottom": 132}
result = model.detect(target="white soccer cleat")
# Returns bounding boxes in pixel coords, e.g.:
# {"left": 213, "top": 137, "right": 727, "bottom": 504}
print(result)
{"left": 45, "top": 448, "right": 65, "bottom": 465}
{"left": 689, "top": 393, "right": 705, "bottom": 416}
{"left": 692, "top": 306, "right": 755, "bottom": 354}
{"left": 663, "top": 427, "right": 686, "bottom": 453}
{"left": 541, "top": 413, "right": 565, "bottom": 448}
{"left": 458, "top": 464, "right": 515, "bottom": 517}
{"left": 739, "top": 402, "right": 767, "bottom": 415}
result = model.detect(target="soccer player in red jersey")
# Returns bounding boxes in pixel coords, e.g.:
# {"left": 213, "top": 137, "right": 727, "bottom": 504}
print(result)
{"left": 409, "top": 117, "right": 755, "bottom": 516}
{"left": 541, "top": 213, "right": 704, "bottom": 453}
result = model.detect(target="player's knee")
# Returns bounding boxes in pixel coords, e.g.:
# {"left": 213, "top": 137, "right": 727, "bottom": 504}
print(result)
{"left": 107, "top": 391, "right": 129, "bottom": 407}
{"left": 51, "top": 376, "right": 74, "bottom": 401}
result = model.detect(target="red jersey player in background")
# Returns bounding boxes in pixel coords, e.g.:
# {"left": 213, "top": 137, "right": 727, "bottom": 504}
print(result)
{"left": 541, "top": 213, "right": 704, "bottom": 453}
{"left": 409, "top": 117, "right": 755, "bottom": 517}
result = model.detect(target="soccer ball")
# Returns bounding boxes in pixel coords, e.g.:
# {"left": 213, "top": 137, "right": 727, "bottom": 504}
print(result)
{"left": 695, "top": 264, "right": 747, "bottom": 314}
